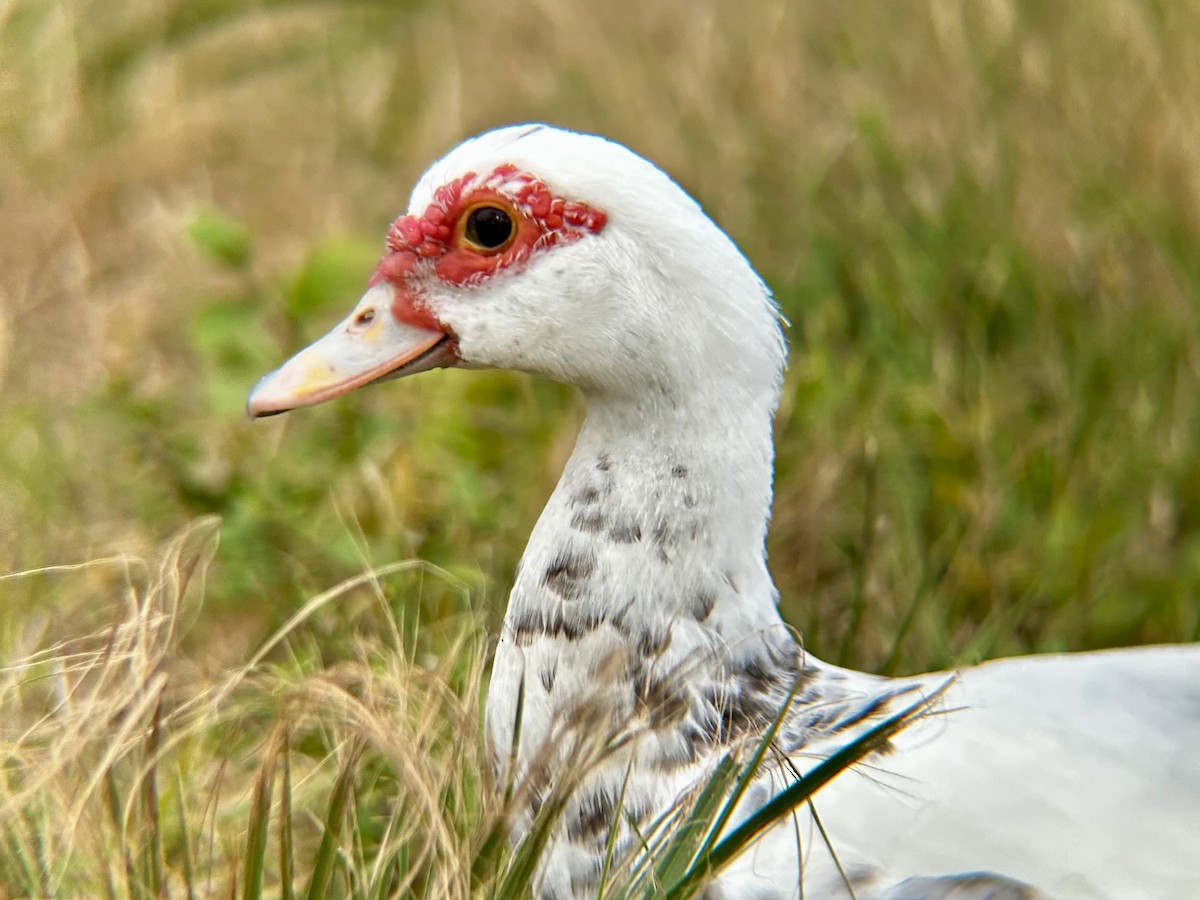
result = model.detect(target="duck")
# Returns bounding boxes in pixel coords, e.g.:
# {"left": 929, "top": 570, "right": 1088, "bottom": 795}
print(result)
{"left": 249, "top": 124, "right": 1200, "bottom": 900}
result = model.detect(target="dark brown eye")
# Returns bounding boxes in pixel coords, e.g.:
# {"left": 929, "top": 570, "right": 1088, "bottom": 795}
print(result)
{"left": 464, "top": 206, "right": 514, "bottom": 250}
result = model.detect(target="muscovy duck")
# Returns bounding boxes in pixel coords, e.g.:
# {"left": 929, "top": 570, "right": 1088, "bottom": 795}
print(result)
{"left": 250, "top": 124, "right": 1200, "bottom": 900}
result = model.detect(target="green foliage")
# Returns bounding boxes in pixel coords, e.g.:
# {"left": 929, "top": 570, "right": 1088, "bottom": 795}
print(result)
{"left": 288, "top": 236, "right": 381, "bottom": 321}
{"left": 188, "top": 209, "right": 253, "bottom": 269}
{"left": 768, "top": 109, "right": 1200, "bottom": 669}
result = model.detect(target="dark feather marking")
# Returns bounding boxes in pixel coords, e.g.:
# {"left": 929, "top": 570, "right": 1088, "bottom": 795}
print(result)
{"left": 566, "top": 787, "right": 616, "bottom": 842}
{"left": 827, "top": 692, "right": 892, "bottom": 732}
{"left": 636, "top": 624, "right": 671, "bottom": 658}
{"left": 608, "top": 520, "right": 643, "bottom": 543}
{"left": 543, "top": 549, "right": 596, "bottom": 601}
{"left": 671, "top": 464, "right": 688, "bottom": 478}
{"left": 561, "top": 604, "right": 606, "bottom": 640}
{"left": 572, "top": 486, "right": 602, "bottom": 506}
{"left": 691, "top": 588, "right": 717, "bottom": 622}
{"left": 716, "top": 689, "right": 775, "bottom": 740}
{"left": 650, "top": 695, "right": 689, "bottom": 729}
{"left": 608, "top": 596, "right": 637, "bottom": 633}
{"left": 538, "top": 663, "right": 556, "bottom": 693}
{"left": 634, "top": 669, "right": 689, "bottom": 728}
{"left": 791, "top": 665, "right": 823, "bottom": 702}
{"left": 509, "top": 602, "right": 606, "bottom": 645}
{"left": 801, "top": 706, "right": 840, "bottom": 730}
{"left": 567, "top": 791, "right": 652, "bottom": 863}
{"left": 677, "top": 642, "right": 806, "bottom": 742}
{"left": 652, "top": 519, "right": 672, "bottom": 563}
{"left": 570, "top": 508, "right": 606, "bottom": 533}
{"left": 681, "top": 722, "right": 711, "bottom": 759}
{"left": 596, "top": 452, "right": 612, "bottom": 472}
{"left": 509, "top": 607, "right": 542, "bottom": 646}
{"left": 743, "top": 656, "right": 771, "bottom": 683}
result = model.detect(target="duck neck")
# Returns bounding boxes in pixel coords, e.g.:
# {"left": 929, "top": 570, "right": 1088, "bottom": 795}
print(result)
{"left": 572, "top": 385, "right": 779, "bottom": 620}
{"left": 488, "top": 377, "right": 798, "bottom": 767}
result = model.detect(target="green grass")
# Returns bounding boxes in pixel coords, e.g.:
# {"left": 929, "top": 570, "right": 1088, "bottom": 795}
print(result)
{"left": 1, "top": 0, "right": 1199, "bottom": 896}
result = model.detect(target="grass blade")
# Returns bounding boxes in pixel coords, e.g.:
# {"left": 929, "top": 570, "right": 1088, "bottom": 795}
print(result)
{"left": 143, "top": 699, "right": 166, "bottom": 899}
{"left": 305, "top": 739, "right": 365, "bottom": 900}
{"left": 174, "top": 765, "right": 197, "bottom": 900}
{"left": 639, "top": 754, "right": 740, "bottom": 895}
{"left": 469, "top": 816, "right": 509, "bottom": 891}
{"left": 493, "top": 774, "right": 575, "bottom": 899}
{"left": 279, "top": 729, "right": 295, "bottom": 900}
{"left": 242, "top": 730, "right": 281, "bottom": 900}
{"left": 104, "top": 764, "right": 137, "bottom": 900}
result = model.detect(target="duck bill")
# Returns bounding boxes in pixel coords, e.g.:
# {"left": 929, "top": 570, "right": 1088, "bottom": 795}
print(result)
{"left": 248, "top": 283, "right": 453, "bottom": 418}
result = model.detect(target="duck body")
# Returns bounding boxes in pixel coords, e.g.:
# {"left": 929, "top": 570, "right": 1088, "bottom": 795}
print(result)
{"left": 250, "top": 124, "right": 1200, "bottom": 899}
{"left": 727, "top": 646, "right": 1200, "bottom": 900}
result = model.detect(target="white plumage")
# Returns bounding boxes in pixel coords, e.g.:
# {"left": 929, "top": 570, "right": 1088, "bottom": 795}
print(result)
{"left": 250, "top": 124, "right": 1200, "bottom": 899}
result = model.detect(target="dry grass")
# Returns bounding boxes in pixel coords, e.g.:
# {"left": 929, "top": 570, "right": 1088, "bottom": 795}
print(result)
{"left": 0, "top": 519, "right": 498, "bottom": 897}
{"left": 0, "top": 521, "right": 934, "bottom": 898}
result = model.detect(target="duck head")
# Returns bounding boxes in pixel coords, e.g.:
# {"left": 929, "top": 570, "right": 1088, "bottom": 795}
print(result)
{"left": 248, "top": 124, "right": 783, "bottom": 417}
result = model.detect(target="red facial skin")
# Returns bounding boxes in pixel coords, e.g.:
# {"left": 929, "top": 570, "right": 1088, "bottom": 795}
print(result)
{"left": 368, "top": 165, "right": 608, "bottom": 350}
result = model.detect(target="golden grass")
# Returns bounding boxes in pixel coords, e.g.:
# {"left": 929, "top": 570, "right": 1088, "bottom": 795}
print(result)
{"left": 1, "top": 521, "right": 935, "bottom": 898}
{"left": 0, "top": 519, "right": 498, "bottom": 897}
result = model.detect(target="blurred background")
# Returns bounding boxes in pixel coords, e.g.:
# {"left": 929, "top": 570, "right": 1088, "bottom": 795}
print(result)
{"left": 2, "top": 0, "right": 1198, "bottom": 674}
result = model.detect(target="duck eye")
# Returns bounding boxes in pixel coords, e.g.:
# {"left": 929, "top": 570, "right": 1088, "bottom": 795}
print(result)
{"left": 463, "top": 206, "right": 514, "bottom": 251}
